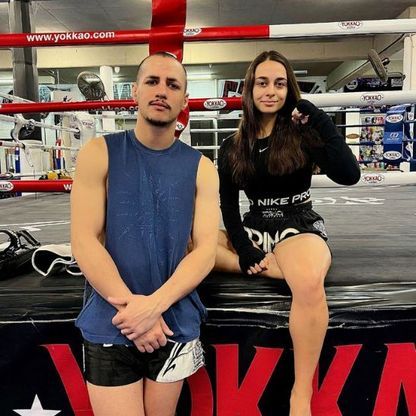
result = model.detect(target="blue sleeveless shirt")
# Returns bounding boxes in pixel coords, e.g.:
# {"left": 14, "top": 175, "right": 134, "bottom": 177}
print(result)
{"left": 76, "top": 130, "right": 207, "bottom": 344}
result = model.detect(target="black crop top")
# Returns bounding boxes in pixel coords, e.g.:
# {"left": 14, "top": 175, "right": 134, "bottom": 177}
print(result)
{"left": 218, "top": 107, "right": 361, "bottom": 254}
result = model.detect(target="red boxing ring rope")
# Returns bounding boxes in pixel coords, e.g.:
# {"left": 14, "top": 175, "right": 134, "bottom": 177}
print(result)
{"left": 0, "top": 180, "right": 73, "bottom": 193}
{"left": 0, "top": 97, "right": 242, "bottom": 114}
{"left": 0, "top": 26, "right": 269, "bottom": 48}
{"left": 4, "top": 91, "right": 416, "bottom": 113}
{"left": 1, "top": 19, "right": 416, "bottom": 48}
{"left": 2, "top": 170, "right": 416, "bottom": 193}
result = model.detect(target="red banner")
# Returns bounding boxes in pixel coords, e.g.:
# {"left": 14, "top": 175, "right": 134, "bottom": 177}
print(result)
{"left": 150, "top": 0, "right": 186, "bottom": 61}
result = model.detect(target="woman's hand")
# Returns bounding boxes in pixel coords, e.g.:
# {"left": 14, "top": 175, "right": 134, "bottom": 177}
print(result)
{"left": 291, "top": 108, "right": 309, "bottom": 125}
{"left": 238, "top": 245, "right": 268, "bottom": 275}
{"left": 292, "top": 99, "right": 320, "bottom": 125}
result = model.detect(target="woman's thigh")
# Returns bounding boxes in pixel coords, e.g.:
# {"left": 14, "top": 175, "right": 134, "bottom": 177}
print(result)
{"left": 273, "top": 233, "right": 331, "bottom": 292}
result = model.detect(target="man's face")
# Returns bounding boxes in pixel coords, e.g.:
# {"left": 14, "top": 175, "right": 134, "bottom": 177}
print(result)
{"left": 133, "top": 55, "right": 188, "bottom": 128}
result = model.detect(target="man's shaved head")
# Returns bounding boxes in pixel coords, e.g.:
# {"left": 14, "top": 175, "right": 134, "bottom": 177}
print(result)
{"left": 136, "top": 51, "right": 187, "bottom": 90}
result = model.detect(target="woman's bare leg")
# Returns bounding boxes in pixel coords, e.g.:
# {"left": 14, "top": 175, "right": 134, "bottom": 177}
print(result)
{"left": 273, "top": 234, "right": 331, "bottom": 416}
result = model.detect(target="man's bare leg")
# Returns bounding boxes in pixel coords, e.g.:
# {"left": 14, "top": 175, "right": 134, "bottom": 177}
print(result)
{"left": 144, "top": 378, "right": 184, "bottom": 416}
{"left": 87, "top": 380, "right": 145, "bottom": 416}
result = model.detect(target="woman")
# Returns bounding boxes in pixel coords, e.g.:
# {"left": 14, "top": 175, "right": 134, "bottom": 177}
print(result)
{"left": 216, "top": 50, "right": 360, "bottom": 416}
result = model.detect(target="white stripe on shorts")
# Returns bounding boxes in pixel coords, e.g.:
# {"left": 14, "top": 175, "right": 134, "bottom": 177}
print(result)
{"left": 155, "top": 338, "right": 205, "bottom": 383}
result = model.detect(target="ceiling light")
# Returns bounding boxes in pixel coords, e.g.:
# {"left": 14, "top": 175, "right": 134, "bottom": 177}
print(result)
{"left": 188, "top": 73, "right": 214, "bottom": 80}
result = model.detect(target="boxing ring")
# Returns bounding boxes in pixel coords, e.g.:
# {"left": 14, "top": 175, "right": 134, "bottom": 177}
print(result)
{"left": 1, "top": 5, "right": 416, "bottom": 415}
{"left": 0, "top": 185, "right": 415, "bottom": 415}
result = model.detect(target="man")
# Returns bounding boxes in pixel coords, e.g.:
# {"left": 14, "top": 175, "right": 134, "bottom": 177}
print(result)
{"left": 71, "top": 51, "right": 219, "bottom": 416}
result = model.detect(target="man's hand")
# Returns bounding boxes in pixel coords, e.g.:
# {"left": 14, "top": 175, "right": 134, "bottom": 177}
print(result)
{"left": 133, "top": 317, "right": 174, "bottom": 353}
{"left": 109, "top": 294, "right": 161, "bottom": 339}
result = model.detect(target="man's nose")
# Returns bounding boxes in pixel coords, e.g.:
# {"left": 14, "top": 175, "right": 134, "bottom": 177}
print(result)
{"left": 155, "top": 84, "right": 168, "bottom": 98}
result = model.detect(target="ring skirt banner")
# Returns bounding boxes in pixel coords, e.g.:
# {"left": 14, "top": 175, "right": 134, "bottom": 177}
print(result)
{"left": 0, "top": 273, "right": 415, "bottom": 416}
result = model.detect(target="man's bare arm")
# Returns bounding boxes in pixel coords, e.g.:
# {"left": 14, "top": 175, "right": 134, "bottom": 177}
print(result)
{"left": 71, "top": 138, "right": 134, "bottom": 307}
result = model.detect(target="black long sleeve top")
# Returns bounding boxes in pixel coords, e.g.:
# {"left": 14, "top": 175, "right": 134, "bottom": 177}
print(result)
{"left": 218, "top": 109, "right": 361, "bottom": 253}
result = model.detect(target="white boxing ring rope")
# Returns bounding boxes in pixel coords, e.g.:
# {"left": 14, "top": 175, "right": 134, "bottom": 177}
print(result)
{"left": 0, "top": 92, "right": 80, "bottom": 121}
{"left": 0, "top": 92, "right": 33, "bottom": 103}
{"left": 0, "top": 114, "right": 80, "bottom": 136}
{"left": 307, "top": 91, "right": 416, "bottom": 108}
{"left": 0, "top": 140, "right": 79, "bottom": 153}
{"left": 0, "top": 106, "right": 85, "bottom": 176}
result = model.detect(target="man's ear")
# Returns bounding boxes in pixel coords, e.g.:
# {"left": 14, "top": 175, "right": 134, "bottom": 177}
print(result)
{"left": 182, "top": 93, "right": 189, "bottom": 111}
{"left": 132, "top": 82, "right": 139, "bottom": 103}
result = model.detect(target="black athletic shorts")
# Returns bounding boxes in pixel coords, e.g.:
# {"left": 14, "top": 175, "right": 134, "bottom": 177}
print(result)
{"left": 84, "top": 338, "right": 204, "bottom": 387}
{"left": 242, "top": 201, "right": 328, "bottom": 253}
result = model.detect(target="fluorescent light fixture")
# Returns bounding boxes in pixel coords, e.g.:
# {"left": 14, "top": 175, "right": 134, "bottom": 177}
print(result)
{"left": 188, "top": 71, "right": 308, "bottom": 80}
{"left": 188, "top": 73, "right": 214, "bottom": 81}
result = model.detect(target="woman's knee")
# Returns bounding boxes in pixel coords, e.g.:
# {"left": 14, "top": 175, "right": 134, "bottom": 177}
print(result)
{"left": 290, "top": 271, "right": 326, "bottom": 306}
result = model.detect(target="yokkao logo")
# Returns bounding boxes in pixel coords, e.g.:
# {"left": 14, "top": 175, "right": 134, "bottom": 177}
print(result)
{"left": 0, "top": 181, "right": 14, "bottom": 192}
{"left": 338, "top": 21, "right": 363, "bottom": 30}
{"left": 203, "top": 99, "right": 227, "bottom": 110}
{"left": 361, "top": 173, "right": 385, "bottom": 184}
{"left": 385, "top": 114, "right": 403, "bottom": 123}
{"left": 383, "top": 151, "right": 402, "bottom": 160}
{"left": 184, "top": 28, "right": 202, "bottom": 37}
{"left": 82, "top": 120, "right": 96, "bottom": 129}
{"left": 360, "top": 93, "right": 384, "bottom": 104}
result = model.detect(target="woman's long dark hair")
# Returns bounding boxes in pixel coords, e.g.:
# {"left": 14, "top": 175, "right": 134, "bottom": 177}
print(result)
{"left": 230, "top": 50, "right": 321, "bottom": 186}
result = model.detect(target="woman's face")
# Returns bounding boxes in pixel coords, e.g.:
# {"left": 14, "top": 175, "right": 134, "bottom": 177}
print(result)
{"left": 252, "top": 60, "right": 288, "bottom": 115}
